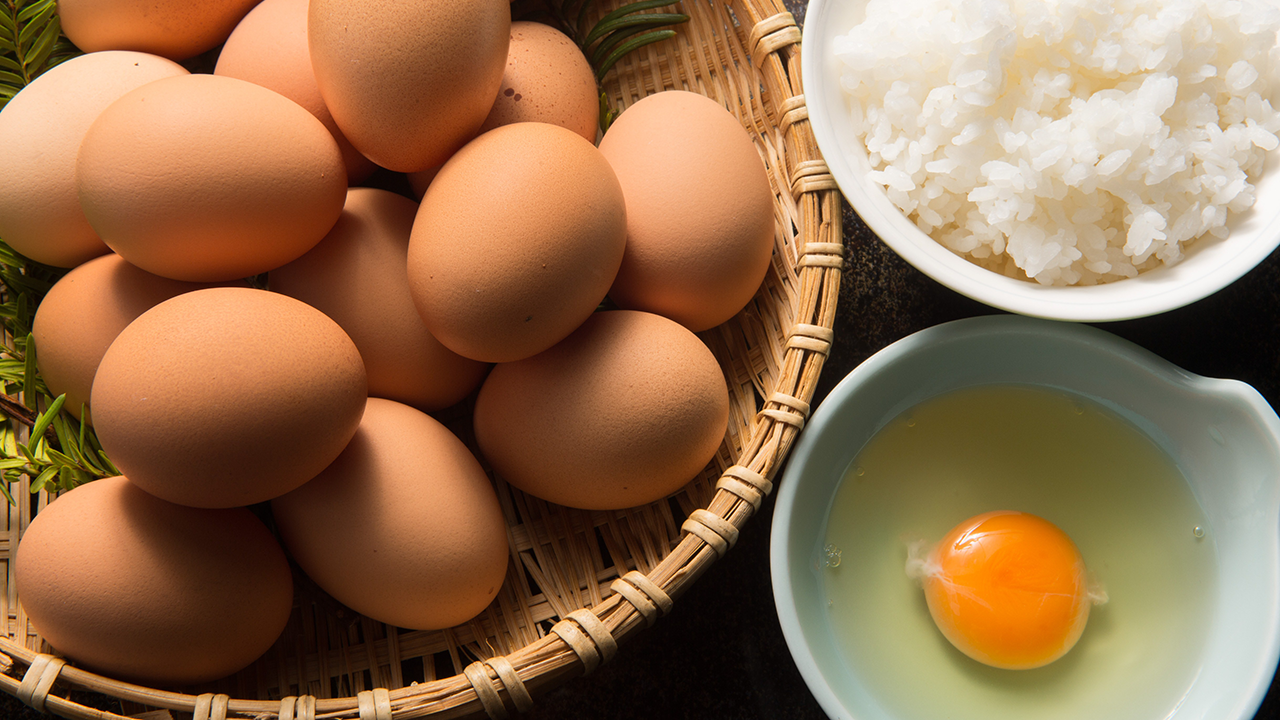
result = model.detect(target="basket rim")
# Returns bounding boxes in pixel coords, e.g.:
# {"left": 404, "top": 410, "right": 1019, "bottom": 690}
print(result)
{"left": 0, "top": 0, "right": 846, "bottom": 715}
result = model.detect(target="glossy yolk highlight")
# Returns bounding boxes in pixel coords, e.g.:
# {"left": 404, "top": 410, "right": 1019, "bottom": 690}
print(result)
{"left": 918, "top": 510, "right": 1093, "bottom": 670}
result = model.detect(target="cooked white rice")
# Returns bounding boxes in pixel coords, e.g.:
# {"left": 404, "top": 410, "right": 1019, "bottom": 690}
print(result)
{"left": 835, "top": 0, "right": 1280, "bottom": 285}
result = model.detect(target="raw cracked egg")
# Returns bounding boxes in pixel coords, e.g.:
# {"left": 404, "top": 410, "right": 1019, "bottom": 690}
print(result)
{"left": 599, "top": 90, "right": 775, "bottom": 331}
{"left": 0, "top": 51, "right": 187, "bottom": 268}
{"left": 408, "top": 122, "right": 627, "bottom": 363}
{"left": 90, "top": 287, "right": 367, "bottom": 509}
{"left": 473, "top": 310, "right": 730, "bottom": 510}
{"left": 907, "top": 510, "right": 1109, "bottom": 670}
{"left": 76, "top": 73, "right": 347, "bottom": 282}
{"left": 271, "top": 398, "right": 508, "bottom": 630}
{"left": 270, "top": 188, "right": 488, "bottom": 411}
{"left": 14, "top": 476, "right": 293, "bottom": 685}
{"left": 32, "top": 254, "right": 242, "bottom": 422}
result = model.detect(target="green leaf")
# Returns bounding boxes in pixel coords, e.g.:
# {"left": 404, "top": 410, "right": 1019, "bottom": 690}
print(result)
{"left": 46, "top": 447, "right": 76, "bottom": 468}
{"left": 575, "top": 0, "right": 597, "bottom": 45}
{"left": 586, "top": 11, "right": 685, "bottom": 48}
{"left": 24, "top": 22, "right": 59, "bottom": 76}
{"left": 29, "top": 465, "right": 57, "bottom": 494}
{"left": 28, "top": 393, "right": 63, "bottom": 449}
{"left": 17, "top": 1, "right": 57, "bottom": 25}
{"left": 21, "top": 333, "right": 35, "bottom": 410}
{"left": 590, "top": 24, "right": 647, "bottom": 67}
{"left": 97, "top": 449, "right": 120, "bottom": 476}
{"left": 596, "top": 29, "right": 678, "bottom": 79}
{"left": 591, "top": 0, "right": 682, "bottom": 35}
{"left": 16, "top": 12, "right": 52, "bottom": 55}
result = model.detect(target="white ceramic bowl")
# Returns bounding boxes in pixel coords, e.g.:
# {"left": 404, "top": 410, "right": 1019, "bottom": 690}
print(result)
{"left": 801, "top": 0, "right": 1280, "bottom": 322}
{"left": 771, "top": 315, "right": 1280, "bottom": 719}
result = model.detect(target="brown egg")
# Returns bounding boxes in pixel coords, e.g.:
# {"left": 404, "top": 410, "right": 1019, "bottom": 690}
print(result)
{"left": 406, "top": 165, "right": 441, "bottom": 201}
{"left": 58, "top": 0, "right": 261, "bottom": 60}
{"left": 598, "top": 90, "right": 776, "bottom": 331}
{"left": 214, "top": 0, "right": 376, "bottom": 184}
{"left": 14, "top": 476, "right": 293, "bottom": 685}
{"left": 0, "top": 51, "right": 187, "bottom": 268}
{"left": 91, "top": 287, "right": 368, "bottom": 509}
{"left": 479, "top": 22, "right": 599, "bottom": 143}
{"left": 473, "top": 310, "right": 729, "bottom": 510}
{"left": 76, "top": 73, "right": 347, "bottom": 282}
{"left": 408, "top": 122, "right": 627, "bottom": 363}
{"left": 32, "top": 254, "right": 243, "bottom": 423}
{"left": 309, "top": 0, "right": 510, "bottom": 172}
{"left": 271, "top": 398, "right": 508, "bottom": 630}
{"left": 270, "top": 188, "right": 488, "bottom": 411}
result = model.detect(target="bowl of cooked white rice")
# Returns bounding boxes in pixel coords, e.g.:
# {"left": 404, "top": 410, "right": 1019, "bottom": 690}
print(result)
{"left": 804, "top": 0, "right": 1280, "bottom": 321}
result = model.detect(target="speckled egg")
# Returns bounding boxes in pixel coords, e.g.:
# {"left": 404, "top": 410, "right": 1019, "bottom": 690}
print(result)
{"left": 270, "top": 188, "right": 488, "bottom": 411}
{"left": 214, "top": 0, "right": 376, "bottom": 184}
{"left": 32, "top": 254, "right": 242, "bottom": 422}
{"left": 58, "top": 0, "right": 262, "bottom": 60}
{"left": 309, "top": 0, "right": 510, "bottom": 172}
{"left": 0, "top": 51, "right": 187, "bottom": 268}
{"left": 407, "top": 122, "right": 627, "bottom": 363}
{"left": 14, "top": 476, "right": 293, "bottom": 685}
{"left": 598, "top": 90, "right": 776, "bottom": 331}
{"left": 271, "top": 398, "right": 508, "bottom": 630}
{"left": 473, "top": 310, "right": 730, "bottom": 510}
{"left": 91, "top": 287, "right": 368, "bottom": 509}
{"left": 76, "top": 73, "right": 347, "bottom": 282}
{"left": 478, "top": 22, "right": 599, "bottom": 143}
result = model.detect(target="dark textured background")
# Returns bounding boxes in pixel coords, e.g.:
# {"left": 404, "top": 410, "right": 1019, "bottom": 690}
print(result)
{"left": 6, "top": 0, "right": 1280, "bottom": 716}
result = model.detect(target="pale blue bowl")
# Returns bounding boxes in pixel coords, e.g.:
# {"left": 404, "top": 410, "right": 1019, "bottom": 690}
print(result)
{"left": 771, "top": 315, "right": 1280, "bottom": 719}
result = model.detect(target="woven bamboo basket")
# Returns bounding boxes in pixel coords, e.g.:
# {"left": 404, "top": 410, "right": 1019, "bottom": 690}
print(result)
{"left": 0, "top": 0, "right": 843, "bottom": 716}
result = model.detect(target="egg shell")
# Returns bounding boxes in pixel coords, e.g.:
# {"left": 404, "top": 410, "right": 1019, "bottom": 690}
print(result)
{"left": 407, "top": 122, "right": 627, "bottom": 363}
{"left": 14, "top": 476, "right": 293, "bottom": 685}
{"left": 406, "top": 165, "right": 440, "bottom": 201}
{"left": 598, "top": 90, "right": 776, "bottom": 331}
{"left": 271, "top": 398, "right": 508, "bottom": 630}
{"left": 270, "top": 188, "right": 488, "bottom": 411}
{"left": 76, "top": 73, "right": 347, "bottom": 283}
{"left": 214, "top": 0, "right": 376, "bottom": 184}
{"left": 91, "top": 287, "right": 368, "bottom": 509}
{"left": 478, "top": 22, "right": 599, "bottom": 143}
{"left": 32, "top": 254, "right": 244, "bottom": 423}
{"left": 473, "top": 310, "right": 730, "bottom": 510}
{"left": 308, "top": 0, "right": 510, "bottom": 172}
{"left": 58, "top": 0, "right": 262, "bottom": 60}
{"left": 0, "top": 51, "right": 187, "bottom": 268}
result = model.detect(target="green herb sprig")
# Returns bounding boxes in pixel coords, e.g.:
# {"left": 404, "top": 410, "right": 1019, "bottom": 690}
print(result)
{"left": 1, "top": 0, "right": 79, "bottom": 110}
{"left": 0, "top": 242, "right": 120, "bottom": 504}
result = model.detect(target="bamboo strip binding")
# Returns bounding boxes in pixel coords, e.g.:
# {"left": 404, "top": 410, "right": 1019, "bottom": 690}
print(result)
{"left": 0, "top": 0, "right": 844, "bottom": 715}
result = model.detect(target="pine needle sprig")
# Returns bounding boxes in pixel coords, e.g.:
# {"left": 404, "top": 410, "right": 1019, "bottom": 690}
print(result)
{"left": 0, "top": 241, "right": 118, "bottom": 503}
{"left": 0, "top": 0, "right": 80, "bottom": 111}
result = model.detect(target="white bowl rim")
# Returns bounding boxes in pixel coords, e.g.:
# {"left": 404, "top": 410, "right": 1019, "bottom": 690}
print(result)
{"left": 799, "top": 0, "right": 1280, "bottom": 322}
{"left": 769, "top": 313, "right": 1280, "bottom": 720}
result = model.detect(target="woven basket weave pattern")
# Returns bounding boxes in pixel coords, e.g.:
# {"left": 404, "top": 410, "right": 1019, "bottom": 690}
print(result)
{"left": 0, "top": 0, "right": 842, "bottom": 716}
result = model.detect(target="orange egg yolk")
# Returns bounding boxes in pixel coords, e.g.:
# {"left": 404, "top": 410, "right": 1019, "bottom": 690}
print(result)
{"left": 915, "top": 510, "right": 1095, "bottom": 670}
